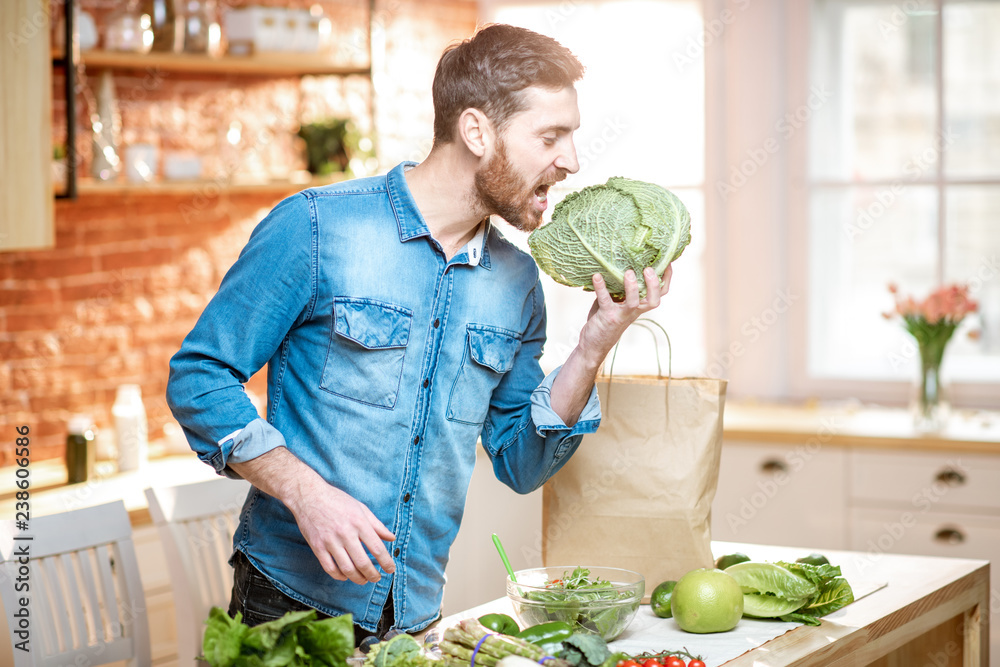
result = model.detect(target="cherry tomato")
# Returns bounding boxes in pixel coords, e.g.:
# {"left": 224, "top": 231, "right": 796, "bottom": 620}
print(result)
{"left": 642, "top": 659, "right": 661, "bottom": 667}
{"left": 688, "top": 661, "right": 706, "bottom": 667}
{"left": 663, "top": 658, "right": 685, "bottom": 667}
{"left": 620, "top": 660, "right": 640, "bottom": 667}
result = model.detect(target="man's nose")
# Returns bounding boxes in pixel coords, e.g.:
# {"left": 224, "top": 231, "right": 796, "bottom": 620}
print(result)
{"left": 556, "top": 141, "right": 580, "bottom": 174}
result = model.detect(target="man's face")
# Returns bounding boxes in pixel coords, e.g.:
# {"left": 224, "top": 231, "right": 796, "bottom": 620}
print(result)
{"left": 474, "top": 86, "right": 581, "bottom": 232}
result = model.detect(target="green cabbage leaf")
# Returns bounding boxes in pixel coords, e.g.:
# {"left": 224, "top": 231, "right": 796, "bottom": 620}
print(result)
{"left": 724, "top": 560, "right": 855, "bottom": 627}
{"left": 724, "top": 562, "right": 817, "bottom": 619}
{"left": 527, "top": 177, "right": 691, "bottom": 299}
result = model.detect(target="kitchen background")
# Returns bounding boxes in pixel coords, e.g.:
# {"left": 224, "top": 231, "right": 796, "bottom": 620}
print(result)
{"left": 3, "top": 0, "right": 998, "bottom": 468}
{"left": 2, "top": 0, "right": 1000, "bottom": 662}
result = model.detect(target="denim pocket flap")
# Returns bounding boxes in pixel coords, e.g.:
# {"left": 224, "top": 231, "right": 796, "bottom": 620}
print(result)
{"left": 334, "top": 298, "right": 411, "bottom": 349}
{"left": 467, "top": 326, "right": 519, "bottom": 373}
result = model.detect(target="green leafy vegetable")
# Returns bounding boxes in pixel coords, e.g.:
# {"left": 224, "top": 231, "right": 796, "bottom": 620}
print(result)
{"left": 527, "top": 177, "right": 691, "bottom": 299}
{"left": 724, "top": 560, "right": 855, "bottom": 625}
{"left": 558, "top": 633, "right": 611, "bottom": 667}
{"left": 519, "top": 567, "right": 640, "bottom": 640}
{"left": 365, "top": 633, "right": 437, "bottom": 667}
{"left": 203, "top": 607, "right": 250, "bottom": 667}
{"left": 200, "top": 606, "right": 354, "bottom": 667}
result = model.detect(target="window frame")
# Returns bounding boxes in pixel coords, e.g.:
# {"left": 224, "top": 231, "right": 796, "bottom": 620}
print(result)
{"left": 785, "top": 0, "right": 1000, "bottom": 408}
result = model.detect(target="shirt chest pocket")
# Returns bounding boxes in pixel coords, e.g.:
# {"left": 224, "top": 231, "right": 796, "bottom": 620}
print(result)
{"left": 447, "top": 325, "right": 520, "bottom": 425}
{"left": 320, "top": 298, "right": 412, "bottom": 409}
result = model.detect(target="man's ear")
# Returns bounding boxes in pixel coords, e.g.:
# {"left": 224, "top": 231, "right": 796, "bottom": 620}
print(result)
{"left": 457, "top": 108, "right": 493, "bottom": 158}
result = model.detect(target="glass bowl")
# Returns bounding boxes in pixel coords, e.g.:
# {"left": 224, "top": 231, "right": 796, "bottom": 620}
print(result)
{"left": 506, "top": 566, "right": 644, "bottom": 641}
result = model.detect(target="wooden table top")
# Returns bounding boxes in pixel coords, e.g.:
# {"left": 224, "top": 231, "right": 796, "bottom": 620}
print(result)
{"left": 432, "top": 540, "right": 990, "bottom": 667}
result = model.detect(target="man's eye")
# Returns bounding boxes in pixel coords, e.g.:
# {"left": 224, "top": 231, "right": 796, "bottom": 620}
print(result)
{"left": 541, "top": 136, "right": 557, "bottom": 145}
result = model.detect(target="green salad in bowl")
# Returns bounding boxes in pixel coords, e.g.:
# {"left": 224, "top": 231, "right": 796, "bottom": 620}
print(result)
{"left": 507, "top": 566, "right": 644, "bottom": 641}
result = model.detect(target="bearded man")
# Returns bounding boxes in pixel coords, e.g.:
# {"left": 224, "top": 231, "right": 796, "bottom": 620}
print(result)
{"left": 167, "top": 23, "right": 672, "bottom": 647}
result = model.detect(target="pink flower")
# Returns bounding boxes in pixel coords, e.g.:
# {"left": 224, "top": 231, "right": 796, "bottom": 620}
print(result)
{"left": 887, "top": 282, "right": 979, "bottom": 326}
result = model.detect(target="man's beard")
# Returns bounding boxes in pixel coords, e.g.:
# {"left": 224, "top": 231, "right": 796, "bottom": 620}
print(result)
{"left": 474, "top": 138, "right": 556, "bottom": 233}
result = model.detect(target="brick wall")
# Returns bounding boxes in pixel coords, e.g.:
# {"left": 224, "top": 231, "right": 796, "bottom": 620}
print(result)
{"left": 0, "top": 0, "right": 477, "bottom": 465}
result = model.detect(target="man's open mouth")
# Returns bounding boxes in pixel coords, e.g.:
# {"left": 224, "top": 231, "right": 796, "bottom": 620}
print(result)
{"left": 534, "top": 183, "right": 550, "bottom": 205}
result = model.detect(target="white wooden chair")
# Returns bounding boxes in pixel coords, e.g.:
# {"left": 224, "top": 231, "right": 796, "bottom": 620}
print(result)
{"left": 145, "top": 477, "right": 250, "bottom": 666}
{"left": 0, "top": 500, "right": 151, "bottom": 667}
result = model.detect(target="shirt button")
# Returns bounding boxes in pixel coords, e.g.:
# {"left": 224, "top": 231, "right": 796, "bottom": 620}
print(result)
{"left": 413, "top": 436, "right": 419, "bottom": 445}
{"left": 433, "top": 319, "right": 440, "bottom": 328}
{"left": 403, "top": 493, "right": 411, "bottom": 502}
{"left": 394, "top": 548, "right": 401, "bottom": 557}
{"left": 422, "top": 378, "right": 429, "bottom": 388}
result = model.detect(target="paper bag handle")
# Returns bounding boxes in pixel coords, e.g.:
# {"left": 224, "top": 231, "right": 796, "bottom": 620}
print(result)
{"left": 606, "top": 317, "right": 673, "bottom": 380}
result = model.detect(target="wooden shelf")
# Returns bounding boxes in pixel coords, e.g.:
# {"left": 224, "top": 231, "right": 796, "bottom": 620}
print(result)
{"left": 61, "top": 173, "right": 348, "bottom": 197}
{"left": 66, "top": 49, "right": 370, "bottom": 76}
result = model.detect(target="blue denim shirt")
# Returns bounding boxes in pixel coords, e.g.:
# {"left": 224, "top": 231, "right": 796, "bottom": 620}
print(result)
{"left": 166, "top": 162, "right": 601, "bottom": 634}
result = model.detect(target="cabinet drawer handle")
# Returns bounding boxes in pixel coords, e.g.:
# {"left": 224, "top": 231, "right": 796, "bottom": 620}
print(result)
{"left": 760, "top": 459, "right": 787, "bottom": 475}
{"left": 934, "top": 468, "right": 967, "bottom": 487}
{"left": 933, "top": 527, "right": 965, "bottom": 545}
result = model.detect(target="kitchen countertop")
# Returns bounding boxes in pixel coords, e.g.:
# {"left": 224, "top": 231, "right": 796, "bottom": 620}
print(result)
{"left": 434, "top": 540, "right": 990, "bottom": 666}
{"left": 723, "top": 401, "right": 999, "bottom": 452}
{"left": 2, "top": 402, "right": 998, "bottom": 523}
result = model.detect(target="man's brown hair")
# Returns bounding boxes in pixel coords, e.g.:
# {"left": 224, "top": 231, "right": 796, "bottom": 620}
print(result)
{"left": 431, "top": 24, "right": 584, "bottom": 146}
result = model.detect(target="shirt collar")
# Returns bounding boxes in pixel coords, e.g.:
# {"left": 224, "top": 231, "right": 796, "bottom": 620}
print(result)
{"left": 387, "top": 161, "right": 428, "bottom": 242}
{"left": 463, "top": 219, "right": 488, "bottom": 267}
{"left": 386, "top": 161, "right": 492, "bottom": 270}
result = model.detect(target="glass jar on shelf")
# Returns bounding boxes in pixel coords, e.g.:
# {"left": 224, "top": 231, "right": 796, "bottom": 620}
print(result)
{"left": 143, "top": 0, "right": 183, "bottom": 53}
{"left": 104, "top": 0, "right": 153, "bottom": 53}
{"left": 180, "top": 0, "right": 222, "bottom": 56}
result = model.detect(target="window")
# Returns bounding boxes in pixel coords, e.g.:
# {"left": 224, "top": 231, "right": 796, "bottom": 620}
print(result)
{"left": 481, "top": 0, "right": 707, "bottom": 377}
{"left": 806, "top": 0, "right": 1000, "bottom": 388}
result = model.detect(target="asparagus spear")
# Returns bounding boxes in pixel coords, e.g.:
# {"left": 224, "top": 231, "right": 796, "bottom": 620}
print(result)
{"left": 439, "top": 619, "right": 572, "bottom": 667}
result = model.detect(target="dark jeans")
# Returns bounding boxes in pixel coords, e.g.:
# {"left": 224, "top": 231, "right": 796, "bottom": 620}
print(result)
{"left": 228, "top": 549, "right": 394, "bottom": 648}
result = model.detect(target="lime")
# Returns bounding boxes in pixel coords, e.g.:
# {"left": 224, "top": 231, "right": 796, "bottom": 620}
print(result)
{"left": 670, "top": 568, "right": 744, "bottom": 634}
{"left": 796, "top": 553, "right": 830, "bottom": 566}
{"left": 650, "top": 580, "right": 677, "bottom": 618}
{"left": 715, "top": 552, "right": 751, "bottom": 570}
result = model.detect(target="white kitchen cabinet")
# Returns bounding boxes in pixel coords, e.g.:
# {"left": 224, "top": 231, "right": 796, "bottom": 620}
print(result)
{"left": 849, "top": 449, "right": 1000, "bottom": 512}
{"left": 848, "top": 448, "right": 1000, "bottom": 666}
{"left": 0, "top": 0, "right": 53, "bottom": 250}
{"left": 711, "top": 439, "right": 848, "bottom": 551}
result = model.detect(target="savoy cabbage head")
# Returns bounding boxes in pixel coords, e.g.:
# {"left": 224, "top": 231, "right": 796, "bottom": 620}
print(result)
{"left": 527, "top": 177, "right": 691, "bottom": 299}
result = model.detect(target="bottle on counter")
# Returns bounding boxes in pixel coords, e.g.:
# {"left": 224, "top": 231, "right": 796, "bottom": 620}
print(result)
{"left": 113, "top": 384, "right": 148, "bottom": 472}
{"left": 66, "top": 414, "right": 96, "bottom": 484}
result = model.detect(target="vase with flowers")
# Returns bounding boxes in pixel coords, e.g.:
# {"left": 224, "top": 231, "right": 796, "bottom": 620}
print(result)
{"left": 885, "top": 283, "right": 978, "bottom": 432}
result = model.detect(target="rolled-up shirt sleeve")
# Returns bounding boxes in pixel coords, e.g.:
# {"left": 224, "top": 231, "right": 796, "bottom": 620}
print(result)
{"left": 530, "top": 365, "right": 602, "bottom": 437}
{"left": 210, "top": 417, "right": 289, "bottom": 479}
{"left": 481, "top": 278, "right": 604, "bottom": 494}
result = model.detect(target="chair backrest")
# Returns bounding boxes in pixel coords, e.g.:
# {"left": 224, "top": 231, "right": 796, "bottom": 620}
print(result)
{"left": 0, "top": 500, "right": 151, "bottom": 667}
{"left": 144, "top": 477, "right": 250, "bottom": 666}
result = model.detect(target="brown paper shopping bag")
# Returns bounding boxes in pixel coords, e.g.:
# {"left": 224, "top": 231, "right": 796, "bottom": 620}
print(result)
{"left": 542, "top": 320, "right": 727, "bottom": 593}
